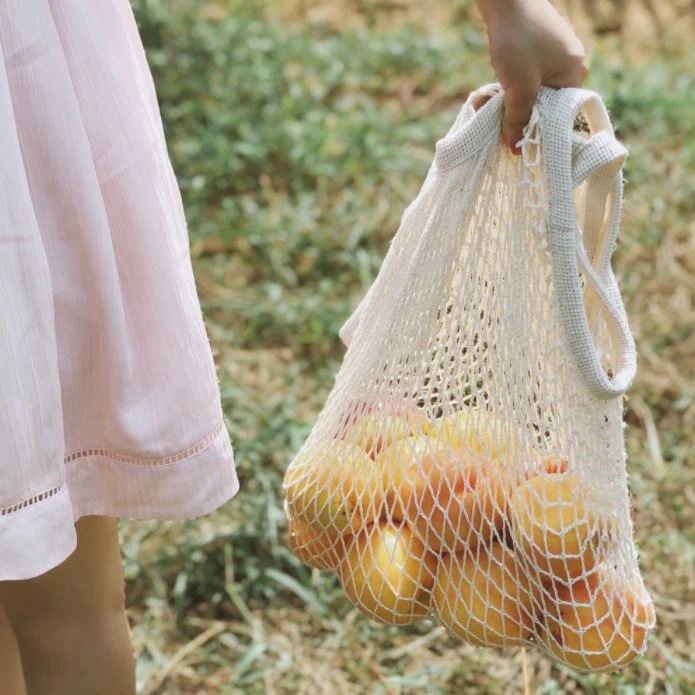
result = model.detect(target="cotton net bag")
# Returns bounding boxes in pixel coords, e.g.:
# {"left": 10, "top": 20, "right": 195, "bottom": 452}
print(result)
{"left": 283, "top": 85, "right": 655, "bottom": 672}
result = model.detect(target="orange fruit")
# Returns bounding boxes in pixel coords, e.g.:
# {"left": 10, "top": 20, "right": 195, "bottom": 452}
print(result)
{"left": 343, "top": 401, "right": 428, "bottom": 459}
{"left": 338, "top": 522, "right": 439, "bottom": 625}
{"left": 432, "top": 408, "right": 515, "bottom": 460}
{"left": 540, "top": 567, "right": 655, "bottom": 672}
{"left": 524, "top": 453, "right": 569, "bottom": 479}
{"left": 375, "top": 435, "right": 438, "bottom": 522}
{"left": 288, "top": 517, "right": 347, "bottom": 571}
{"left": 509, "top": 472, "right": 600, "bottom": 582}
{"left": 284, "top": 440, "right": 381, "bottom": 535}
{"left": 398, "top": 444, "right": 509, "bottom": 553}
{"left": 433, "top": 543, "right": 540, "bottom": 647}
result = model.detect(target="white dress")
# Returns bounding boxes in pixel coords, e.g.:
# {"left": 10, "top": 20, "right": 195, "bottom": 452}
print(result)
{"left": 0, "top": 0, "right": 238, "bottom": 580}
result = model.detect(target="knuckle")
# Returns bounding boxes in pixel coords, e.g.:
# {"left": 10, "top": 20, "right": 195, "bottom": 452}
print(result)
{"left": 569, "top": 42, "right": 589, "bottom": 80}
{"left": 576, "top": 57, "right": 589, "bottom": 82}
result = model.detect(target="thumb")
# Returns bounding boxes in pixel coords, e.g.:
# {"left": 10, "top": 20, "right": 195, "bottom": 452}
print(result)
{"left": 502, "top": 84, "right": 540, "bottom": 155}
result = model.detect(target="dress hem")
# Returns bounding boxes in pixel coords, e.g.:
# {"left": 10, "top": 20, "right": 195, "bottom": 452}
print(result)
{"left": 0, "top": 424, "right": 238, "bottom": 581}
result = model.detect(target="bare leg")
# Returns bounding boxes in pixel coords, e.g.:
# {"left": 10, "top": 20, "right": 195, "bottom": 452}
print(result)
{"left": 0, "top": 516, "right": 135, "bottom": 695}
{"left": 0, "top": 602, "right": 26, "bottom": 695}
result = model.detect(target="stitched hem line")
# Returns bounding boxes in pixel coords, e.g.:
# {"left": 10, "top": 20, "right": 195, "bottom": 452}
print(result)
{"left": 64, "top": 420, "right": 225, "bottom": 467}
{"left": 1, "top": 485, "right": 63, "bottom": 517}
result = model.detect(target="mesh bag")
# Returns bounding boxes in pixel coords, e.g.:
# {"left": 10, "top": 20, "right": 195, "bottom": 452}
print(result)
{"left": 283, "top": 85, "right": 655, "bottom": 672}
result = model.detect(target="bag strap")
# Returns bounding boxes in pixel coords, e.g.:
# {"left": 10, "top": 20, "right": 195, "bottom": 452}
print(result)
{"left": 536, "top": 87, "right": 636, "bottom": 400}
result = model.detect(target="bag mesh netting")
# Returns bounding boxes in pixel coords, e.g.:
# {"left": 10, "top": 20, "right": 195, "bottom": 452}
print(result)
{"left": 283, "top": 85, "right": 655, "bottom": 672}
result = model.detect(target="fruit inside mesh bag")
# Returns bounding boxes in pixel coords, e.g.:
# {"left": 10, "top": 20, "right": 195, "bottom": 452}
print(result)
{"left": 283, "top": 85, "right": 655, "bottom": 672}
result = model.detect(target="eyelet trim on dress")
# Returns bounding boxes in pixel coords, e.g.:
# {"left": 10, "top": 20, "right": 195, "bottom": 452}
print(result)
{"left": 1, "top": 423, "right": 226, "bottom": 517}
{"left": 1, "top": 485, "right": 63, "bottom": 516}
{"left": 64, "top": 421, "right": 225, "bottom": 467}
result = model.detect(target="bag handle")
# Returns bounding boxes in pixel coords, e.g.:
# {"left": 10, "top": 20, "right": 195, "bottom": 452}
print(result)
{"left": 535, "top": 87, "right": 636, "bottom": 400}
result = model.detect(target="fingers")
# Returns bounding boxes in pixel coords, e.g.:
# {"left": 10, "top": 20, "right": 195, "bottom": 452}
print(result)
{"left": 543, "top": 56, "right": 589, "bottom": 88}
{"left": 501, "top": 56, "right": 589, "bottom": 156}
{"left": 502, "top": 85, "right": 540, "bottom": 155}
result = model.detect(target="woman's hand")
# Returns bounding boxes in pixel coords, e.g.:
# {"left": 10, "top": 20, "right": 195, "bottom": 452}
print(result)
{"left": 476, "top": 0, "right": 588, "bottom": 153}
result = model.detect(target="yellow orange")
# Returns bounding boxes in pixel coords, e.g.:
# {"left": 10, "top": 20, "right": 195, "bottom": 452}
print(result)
{"left": 509, "top": 472, "right": 600, "bottom": 582}
{"left": 338, "top": 522, "right": 439, "bottom": 625}
{"left": 432, "top": 408, "right": 514, "bottom": 460}
{"left": 288, "top": 517, "right": 347, "bottom": 571}
{"left": 345, "top": 404, "right": 428, "bottom": 459}
{"left": 540, "top": 568, "right": 655, "bottom": 672}
{"left": 524, "top": 452, "right": 569, "bottom": 479}
{"left": 432, "top": 543, "right": 540, "bottom": 647}
{"left": 375, "top": 435, "right": 437, "bottom": 522}
{"left": 397, "top": 445, "right": 509, "bottom": 553}
{"left": 284, "top": 440, "right": 380, "bottom": 535}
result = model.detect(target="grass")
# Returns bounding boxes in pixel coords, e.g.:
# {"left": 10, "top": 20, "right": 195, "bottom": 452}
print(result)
{"left": 124, "top": 1, "right": 695, "bottom": 692}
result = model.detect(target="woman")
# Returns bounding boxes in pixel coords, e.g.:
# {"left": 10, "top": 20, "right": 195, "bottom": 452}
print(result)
{"left": 0, "top": 0, "right": 586, "bottom": 692}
